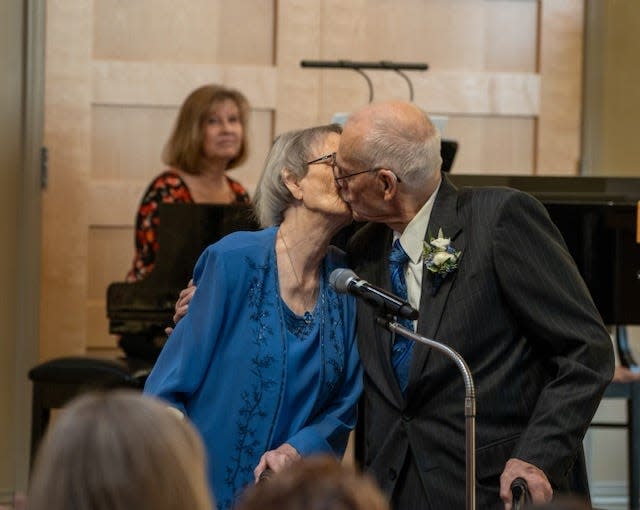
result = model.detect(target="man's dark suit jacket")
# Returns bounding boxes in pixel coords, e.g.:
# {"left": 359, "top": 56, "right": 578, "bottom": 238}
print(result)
{"left": 347, "top": 174, "right": 614, "bottom": 509}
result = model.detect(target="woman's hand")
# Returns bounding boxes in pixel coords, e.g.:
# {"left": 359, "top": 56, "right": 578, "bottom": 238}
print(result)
{"left": 164, "top": 279, "right": 196, "bottom": 335}
{"left": 253, "top": 443, "right": 301, "bottom": 483}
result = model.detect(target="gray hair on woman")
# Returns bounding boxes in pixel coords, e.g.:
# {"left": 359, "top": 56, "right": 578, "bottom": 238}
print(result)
{"left": 253, "top": 124, "right": 342, "bottom": 227}
{"left": 27, "top": 391, "right": 214, "bottom": 510}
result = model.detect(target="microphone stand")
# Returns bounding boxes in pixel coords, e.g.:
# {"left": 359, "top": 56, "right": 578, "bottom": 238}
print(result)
{"left": 376, "top": 316, "right": 476, "bottom": 510}
{"left": 300, "top": 60, "right": 428, "bottom": 103}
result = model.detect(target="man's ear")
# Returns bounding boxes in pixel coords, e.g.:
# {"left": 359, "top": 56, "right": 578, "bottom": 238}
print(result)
{"left": 378, "top": 169, "right": 399, "bottom": 201}
{"left": 282, "top": 168, "right": 303, "bottom": 200}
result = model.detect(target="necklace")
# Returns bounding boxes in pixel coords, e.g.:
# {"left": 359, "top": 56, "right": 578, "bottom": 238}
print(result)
{"left": 279, "top": 229, "right": 316, "bottom": 324}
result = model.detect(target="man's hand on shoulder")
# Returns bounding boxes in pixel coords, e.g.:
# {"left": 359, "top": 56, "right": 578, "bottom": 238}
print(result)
{"left": 164, "top": 279, "right": 196, "bottom": 336}
{"left": 499, "top": 458, "right": 552, "bottom": 510}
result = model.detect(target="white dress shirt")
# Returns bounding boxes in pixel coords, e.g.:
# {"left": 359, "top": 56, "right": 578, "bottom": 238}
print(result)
{"left": 392, "top": 181, "right": 441, "bottom": 330}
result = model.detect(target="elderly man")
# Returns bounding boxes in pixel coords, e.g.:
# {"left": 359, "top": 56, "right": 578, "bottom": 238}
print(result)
{"left": 335, "top": 101, "right": 613, "bottom": 509}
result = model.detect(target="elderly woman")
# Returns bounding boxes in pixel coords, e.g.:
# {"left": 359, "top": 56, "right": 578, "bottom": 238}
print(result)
{"left": 127, "top": 84, "right": 251, "bottom": 282}
{"left": 144, "top": 124, "right": 362, "bottom": 509}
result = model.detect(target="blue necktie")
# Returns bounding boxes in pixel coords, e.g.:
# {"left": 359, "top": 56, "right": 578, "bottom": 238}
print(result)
{"left": 389, "top": 239, "right": 414, "bottom": 393}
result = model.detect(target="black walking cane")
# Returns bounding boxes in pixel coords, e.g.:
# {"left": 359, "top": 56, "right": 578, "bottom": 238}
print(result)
{"left": 511, "top": 477, "right": 532, "bottom": 510}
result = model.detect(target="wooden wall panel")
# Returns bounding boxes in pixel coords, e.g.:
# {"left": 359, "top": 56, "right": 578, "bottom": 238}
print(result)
{"left": 93, "top": 0, "right": 274, "bottom": 64}
{"left": 484, "top": 0, "right": 538, "bottom": 72}
{"left": 93, "top": 1, "right": 222, "bottom": 62}
{"left": 446, "top": 117, "right": 535, "bottom": 174}
{"left": 275, "top": 0, "right": 324, "bottom": 132}
{"left": 87, "top": 227, "right": 131, "bottom": 350}
{"left": 42, "top": 0, "right": 585, "bottom": 360}
{"left": 537, "top": 0, "right": 584, "bottom": 175}
{"left": 91, "top": 105, "right": 176, "bottom": 181}
{"left": 92, "top": 61, "right": 277, "bottom": 109}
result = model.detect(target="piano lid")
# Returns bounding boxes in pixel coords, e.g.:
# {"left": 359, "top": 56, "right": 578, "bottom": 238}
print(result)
{"left": 107, "top": 203, "right": 260, "bottom": 336}
{"left": 448, "top": 174, "right": 640, "bottom": 325}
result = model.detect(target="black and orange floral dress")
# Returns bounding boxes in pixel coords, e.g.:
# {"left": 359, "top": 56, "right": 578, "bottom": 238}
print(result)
{"left": 126, "top": 170, "right": 250, "bottom": 281}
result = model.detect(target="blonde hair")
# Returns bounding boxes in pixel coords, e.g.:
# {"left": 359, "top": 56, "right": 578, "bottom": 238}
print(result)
{"left": 27, "top": 391, "right": 214, "bottom": 510}
{"left": 162, "top": 84, "right": 250, "bottom": 174}
{"left": 235, "top": 456, "right": 390, "bottom": 510}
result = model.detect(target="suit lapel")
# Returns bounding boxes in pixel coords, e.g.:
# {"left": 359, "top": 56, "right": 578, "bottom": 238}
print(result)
{"left": 409, "top": 175, "right": 465, "bottom": 387}
{"left": 356, "top": 225, "right": 406, "bottom": 404}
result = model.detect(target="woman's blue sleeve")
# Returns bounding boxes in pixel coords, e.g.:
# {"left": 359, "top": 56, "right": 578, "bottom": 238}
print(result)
{"left": 143, "top": 245, "right": 228, "bottom": 414}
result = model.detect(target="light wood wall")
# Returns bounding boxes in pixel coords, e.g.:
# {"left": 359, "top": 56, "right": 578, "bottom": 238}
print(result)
{"left": 41, "top": 0, "right": 584, "bottom": 359}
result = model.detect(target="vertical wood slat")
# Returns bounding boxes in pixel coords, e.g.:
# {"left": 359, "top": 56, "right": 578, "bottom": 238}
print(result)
{"left": 275, "top": 0, "right": 324, "bottom": 133}
{"left": 41, "top": 1, "right": 92, "bottom": 360}
{"left": 536, "top": 0, "right": 584, "bottom": 175}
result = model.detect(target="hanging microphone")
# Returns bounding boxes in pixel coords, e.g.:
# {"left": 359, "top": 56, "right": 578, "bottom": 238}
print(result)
{"left": 329, "top": 268, "right": 419, "bottom": 320}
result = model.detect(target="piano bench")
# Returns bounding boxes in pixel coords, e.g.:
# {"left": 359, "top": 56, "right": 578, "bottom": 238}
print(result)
{"left": 591, "top": 378, "right": 640, "bottom": 510}
{"left": 28, "top": 356, "right": 153, "bottom": 469}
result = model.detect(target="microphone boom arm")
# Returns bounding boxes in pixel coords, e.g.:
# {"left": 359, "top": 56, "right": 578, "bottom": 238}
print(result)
{"left": 376, "top": 316, "right": 476, "bottom": 510}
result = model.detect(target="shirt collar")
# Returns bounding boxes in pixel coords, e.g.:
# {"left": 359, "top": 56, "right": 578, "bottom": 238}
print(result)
{"left": 393, "top": 180, "right": 441, "bottom": 264}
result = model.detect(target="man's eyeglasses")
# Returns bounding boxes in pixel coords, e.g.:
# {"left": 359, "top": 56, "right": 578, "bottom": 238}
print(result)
{"left": 306, "top": 153, "right": 336, "bottom": 168}
{"left": 306, "top": 152, "right": 401, "bottom": 184}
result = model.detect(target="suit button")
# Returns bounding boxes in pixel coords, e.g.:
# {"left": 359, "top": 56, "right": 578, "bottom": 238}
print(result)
{"left": 389, "top": 468, "right": 397, "bottom": 480}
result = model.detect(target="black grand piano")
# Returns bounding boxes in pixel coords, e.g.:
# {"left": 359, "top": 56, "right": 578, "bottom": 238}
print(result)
{"left": 446, "top": 175, "right": 640, "bottom": 324}
{"left": 107, "top": 203, "right": 260, "bottom": 360}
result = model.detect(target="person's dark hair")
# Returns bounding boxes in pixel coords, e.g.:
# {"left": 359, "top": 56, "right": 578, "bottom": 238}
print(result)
{"left": 162, "top": 84, "right": 250, "bottom": 174}
{"left": 27, "top": 391, "right": 214, "bottom": 510}
{"left": 235, "top": 455, "right": 389, "bottom": 510}
{"left": 253, "top": 124, "right": 342, "bottom": 227}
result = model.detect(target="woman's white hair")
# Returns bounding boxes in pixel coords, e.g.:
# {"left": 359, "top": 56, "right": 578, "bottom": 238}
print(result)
{"left": 253, "top": 124, "right": 342, "bottom": 227}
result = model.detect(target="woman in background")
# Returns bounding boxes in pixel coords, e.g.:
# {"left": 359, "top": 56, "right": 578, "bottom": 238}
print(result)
{"left": 144, "top": 124, "right": 362, "bottom": 509}
{"left": 127, "top": 84, "right": 251, "bottom": 282}
{"left": 27, "top": 391, "right": 214, "bottom": 510}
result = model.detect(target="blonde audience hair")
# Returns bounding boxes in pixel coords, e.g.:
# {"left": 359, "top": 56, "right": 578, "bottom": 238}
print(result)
{"left": 235, "top": 455, "right": 390, "bottom": 510}
{"left": 162, "top": 84, "right": 250, "bottom": 174}
{"left": 27, "top": 391, "right": 214, "bottom": 510}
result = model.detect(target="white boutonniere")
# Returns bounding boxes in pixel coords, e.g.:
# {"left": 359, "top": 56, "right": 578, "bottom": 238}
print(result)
{"left": 423, "top": 228, "right": 461, "bottom": 295}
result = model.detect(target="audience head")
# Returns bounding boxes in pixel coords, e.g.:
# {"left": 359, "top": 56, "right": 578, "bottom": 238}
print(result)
{"left": 527, "top": 497, "right": 591, "bottom": 510}
{"left": 27, "top": 391, "right": 214, "bottom": 510}
{"left": 163, "top": 84, "right": 250, "bottom": 174}
{"left": 253, "top": 123, "right": 343, "bottom": 227}
{"left": 336, "top": 101, "right": 442, "bottom": 223}
{"left": 236, "top": 455, "right": 390, "bottom": 510}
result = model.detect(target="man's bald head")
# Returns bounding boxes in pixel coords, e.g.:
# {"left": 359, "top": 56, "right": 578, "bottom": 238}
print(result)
{"left": 341, "top": 100, "right": 442, "bottom": 187}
